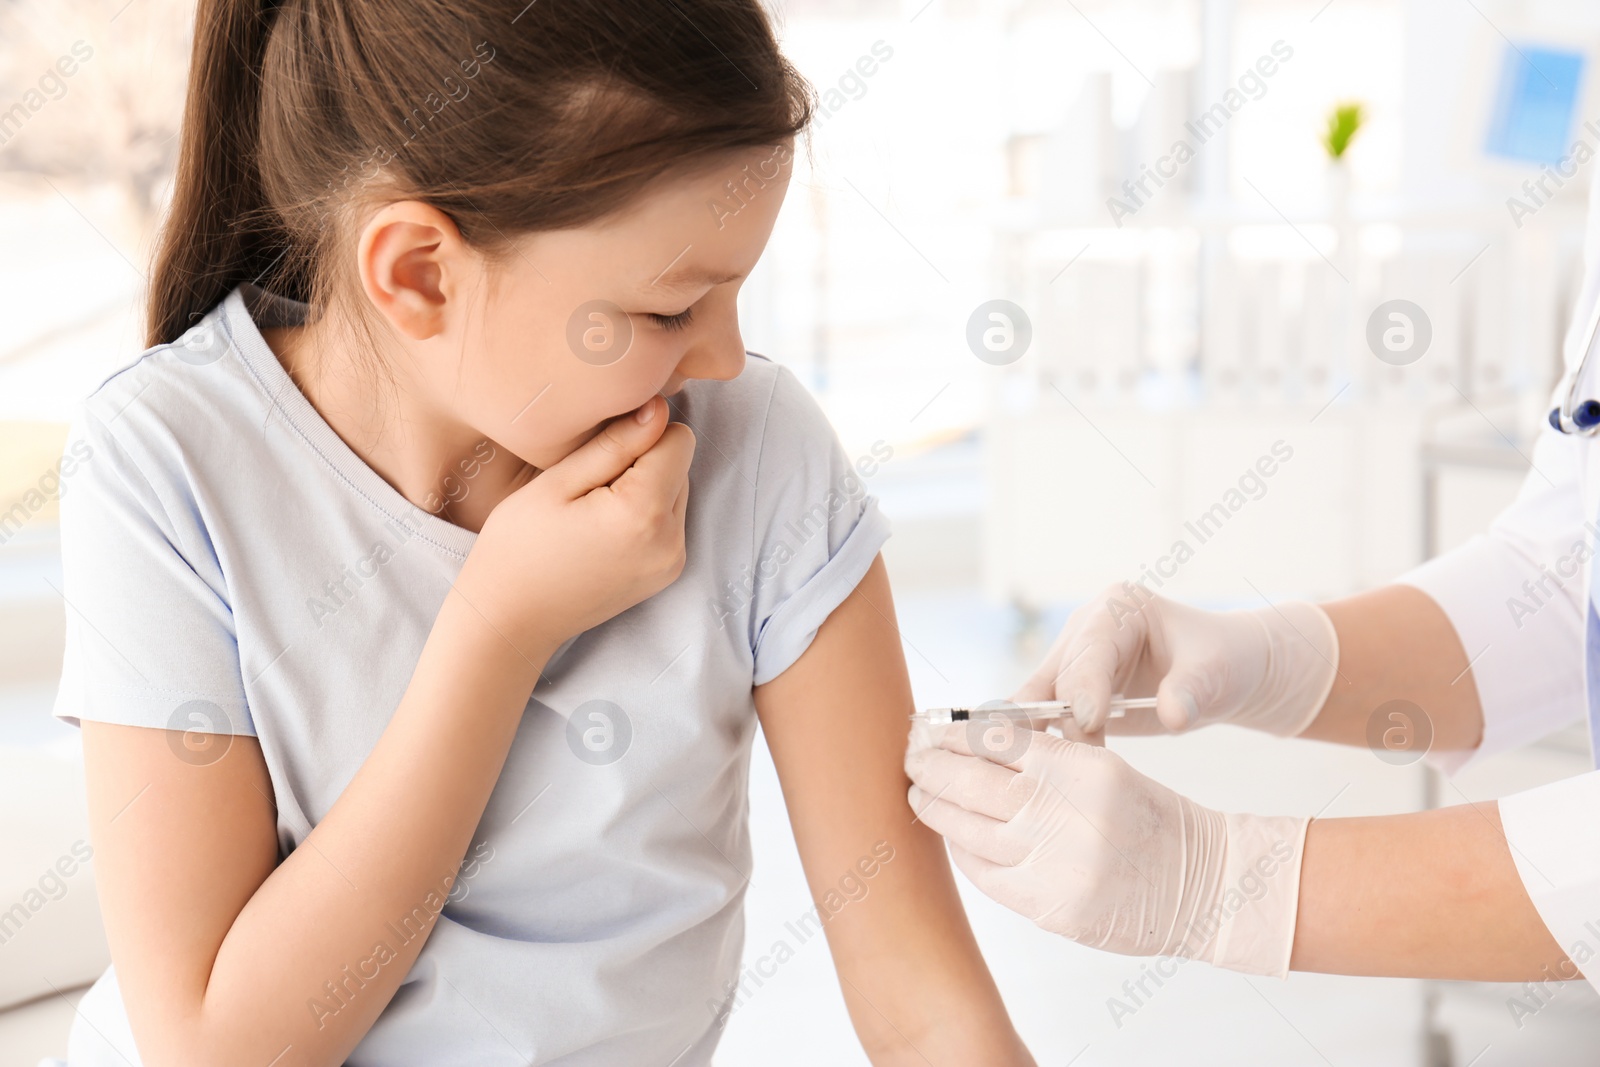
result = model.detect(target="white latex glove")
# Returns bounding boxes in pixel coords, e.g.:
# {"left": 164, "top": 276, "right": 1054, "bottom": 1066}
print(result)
{"left": 1015, "top": 584, "right": 1339, "bottom": 736}
{"left": 906, "top": 725, "right": 1308, "bottom": 977}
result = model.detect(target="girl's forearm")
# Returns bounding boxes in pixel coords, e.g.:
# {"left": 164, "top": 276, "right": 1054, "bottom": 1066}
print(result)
{"left": 1291, "top": 803, "right": 1569, "bottom": 980}
{"left": 829, "top": 822, "right": 1033, "bottom": 1067}
{"left": 1302, "top": 584, "right": 1483, "bottom": 752}
{"left": 186, "top": 578, "right": 551, "bottom": 1065}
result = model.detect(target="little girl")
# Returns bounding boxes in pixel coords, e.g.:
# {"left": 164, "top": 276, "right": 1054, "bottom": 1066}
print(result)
{"left": 51, "top": 1, "right": 1032, "bottom": 1065}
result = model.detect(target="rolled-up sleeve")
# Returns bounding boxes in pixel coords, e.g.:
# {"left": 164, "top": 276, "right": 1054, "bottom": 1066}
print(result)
{"left": 1396, "top": 426, "right": 1589, "bottom": 774}
{"left": 746, "top": 367, "right": 892, "bottom": 686}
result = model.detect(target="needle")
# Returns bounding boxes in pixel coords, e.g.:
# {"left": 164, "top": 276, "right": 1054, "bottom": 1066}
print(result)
{"left": 911, "top": 697, "right": 1159, "bottom": 725}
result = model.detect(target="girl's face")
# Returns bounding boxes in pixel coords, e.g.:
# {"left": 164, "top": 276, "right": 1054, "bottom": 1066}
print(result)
{"left": 379, "top": 141, "right": 796, "bottom": 473}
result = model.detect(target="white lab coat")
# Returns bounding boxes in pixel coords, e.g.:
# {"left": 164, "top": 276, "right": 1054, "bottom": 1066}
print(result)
{"left": 1398, "top": 164, "right": 1600, "bottom": 989}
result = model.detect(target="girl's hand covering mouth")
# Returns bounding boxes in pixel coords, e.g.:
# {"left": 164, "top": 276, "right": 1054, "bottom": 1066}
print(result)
{"left": 459, "top": 394, "right": 697, "bottom": 658}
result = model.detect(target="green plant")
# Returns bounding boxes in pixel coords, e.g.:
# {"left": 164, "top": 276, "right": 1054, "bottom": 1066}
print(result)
{"left": 1321, "top": 102, "right": 1365, "bottom": 160}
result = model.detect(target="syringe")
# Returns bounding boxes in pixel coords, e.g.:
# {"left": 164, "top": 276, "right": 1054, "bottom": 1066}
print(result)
{"left": 911, "top": 697, "right": 1159, "bottom": 726}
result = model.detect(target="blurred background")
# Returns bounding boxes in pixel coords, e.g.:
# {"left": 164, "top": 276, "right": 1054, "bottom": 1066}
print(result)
{"left": 3, "top": 0, "right": 1600, "bottom": 1063}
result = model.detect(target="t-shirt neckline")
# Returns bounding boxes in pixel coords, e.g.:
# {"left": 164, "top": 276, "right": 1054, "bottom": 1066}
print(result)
{"left": 220, "top": 283, "right": 480, "bottom": 560}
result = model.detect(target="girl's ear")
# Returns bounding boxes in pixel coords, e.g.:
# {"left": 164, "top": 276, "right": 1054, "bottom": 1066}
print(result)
{"left": 356, "top": 201, "right": 471, "bottom": 341}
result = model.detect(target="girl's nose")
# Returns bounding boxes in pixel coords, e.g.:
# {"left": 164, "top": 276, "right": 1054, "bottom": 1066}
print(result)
{"left": 675, "top": 329, "right": 746, "bottom": 384}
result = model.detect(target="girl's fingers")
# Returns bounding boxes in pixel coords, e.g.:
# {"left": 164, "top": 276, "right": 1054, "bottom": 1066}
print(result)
{"left": 545, "top": 396, "right": 670, "bottom": 497}
{"left": 671, "top": 474, "right": 690, "bottom": 522}
{"left": 612, "top": 422, "right": 696, "bottom": 512}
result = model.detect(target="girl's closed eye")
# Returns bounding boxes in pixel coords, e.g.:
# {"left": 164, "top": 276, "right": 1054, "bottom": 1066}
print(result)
{"left": 646, "top": 307, "right": 694, "bottom": 332}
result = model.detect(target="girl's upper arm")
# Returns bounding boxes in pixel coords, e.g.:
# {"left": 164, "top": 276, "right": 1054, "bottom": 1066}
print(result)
{"left": 753, "top": 554, "right": 1028, "bottom": 1064}
{"left": 753, "top": 553, "right": 918, "bottom": 864}
{"left": 81, "top": 721, "right": 278, "bottom": 1039}
{"left": 57, "top": 409, "right": 279, "bottom": 1041}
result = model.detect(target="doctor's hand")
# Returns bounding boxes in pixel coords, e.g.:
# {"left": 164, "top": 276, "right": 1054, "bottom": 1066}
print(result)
{"left": 906, "top": 725, "right": 1308, "bottom": 977}
{"left": 1015, "top": 585, "right": 1339, "bottom": 736}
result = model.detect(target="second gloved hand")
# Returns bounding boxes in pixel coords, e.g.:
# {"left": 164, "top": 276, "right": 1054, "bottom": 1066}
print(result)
{"left": 906, "top": 724, "right": 1308, "bottom": 977}
{"left": 1013, "top": 584, "right": 1340, "bottom": 735}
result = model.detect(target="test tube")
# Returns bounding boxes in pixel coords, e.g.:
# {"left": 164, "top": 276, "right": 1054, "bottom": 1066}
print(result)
{"left": 911, "top": 697, "right": 1159, "bottom": 725}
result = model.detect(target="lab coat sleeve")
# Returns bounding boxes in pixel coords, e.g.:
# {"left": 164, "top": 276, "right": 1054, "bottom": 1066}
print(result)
{"left": 1393, "top": 161, "right": 1600, "bottom": 775}
{"left": 1499, "top": 771, "right": 1600, "bottom": 991}
{"left": 1416, "top": 162, "right": 1600, "bottom": 985}
{"left": 1395, "top": 424, "right": 1589, "bottom": 775}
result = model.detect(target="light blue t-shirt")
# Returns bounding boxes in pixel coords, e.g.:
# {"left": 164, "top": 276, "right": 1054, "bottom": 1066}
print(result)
{"left": 52, "top": 284, "right": 890, "bottom": 1066}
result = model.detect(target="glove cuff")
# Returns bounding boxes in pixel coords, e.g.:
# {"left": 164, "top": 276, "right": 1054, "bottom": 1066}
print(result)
{"left": 1203, "top": 812, "right": 1310, "bottom": 978}
{"left": 1246, "top": 601, "right": 1340, "bottom": 737}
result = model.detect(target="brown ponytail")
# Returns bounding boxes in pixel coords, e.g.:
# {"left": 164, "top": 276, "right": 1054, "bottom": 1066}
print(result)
{"left": 147, "top": 0, "right": 813, "bottom": 348}
{"left": 148, "top": 0, "right": 296, "bottom": 347}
